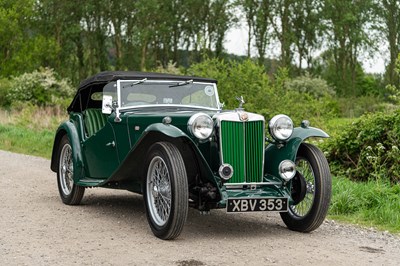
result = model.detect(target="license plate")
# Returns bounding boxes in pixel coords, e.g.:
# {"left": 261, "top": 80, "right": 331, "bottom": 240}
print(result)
{"left": 226, "top": 198, "right": 288, "bottom": 213}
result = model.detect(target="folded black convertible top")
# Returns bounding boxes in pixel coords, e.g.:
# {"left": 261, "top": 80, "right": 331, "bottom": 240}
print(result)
{"left": 78, "top": 71, "right": 217, "bottom": 90}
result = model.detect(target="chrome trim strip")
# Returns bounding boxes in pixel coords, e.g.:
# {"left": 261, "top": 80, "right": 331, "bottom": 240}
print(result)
{"left": 119, "top": 104, "right": 220, "bottom": 112}
{"left": 224, "top": 182, "right": 282, "bottom": 189}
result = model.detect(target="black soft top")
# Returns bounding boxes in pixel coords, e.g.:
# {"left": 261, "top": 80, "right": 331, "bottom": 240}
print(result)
{"left": 78, "top": 71, "right": 217, "bottom": 90}
{"left": 68, "top": 71, "right": 217, "bottom": 113}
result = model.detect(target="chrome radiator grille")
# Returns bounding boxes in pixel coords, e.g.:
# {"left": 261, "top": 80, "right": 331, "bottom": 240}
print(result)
{"left": 220, "top": 120, "right": 265, "bottom": 183}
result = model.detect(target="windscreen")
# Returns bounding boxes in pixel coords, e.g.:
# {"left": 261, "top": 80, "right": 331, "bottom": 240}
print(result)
{"left": 117, "top": 80, "right": 220, "bottom": 110}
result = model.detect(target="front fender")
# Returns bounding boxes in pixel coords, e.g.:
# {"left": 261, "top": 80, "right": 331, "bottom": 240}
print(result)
{"left": 50, "top": 121, "right": 85, "bottom": 182}
{"left": 264, "top": 126, "right": 329, "bottom": 177}
{"left": 143, "top": 123, "right": 187, "bottom": 138}
{"left": 107, "top": 123, "right": 217, "bottom": 188}
{"left": 291, "top": 126, "right": 329, "bottom": 140}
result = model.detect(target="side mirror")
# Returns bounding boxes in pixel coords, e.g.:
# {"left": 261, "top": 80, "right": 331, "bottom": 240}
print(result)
{"left": 102, "top": 95, "right": 113, "bottom": 114}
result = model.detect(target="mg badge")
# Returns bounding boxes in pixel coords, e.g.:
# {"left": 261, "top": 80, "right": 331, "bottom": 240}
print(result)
{"left": 240, "top": 112, "right": 249, "bottom": 121}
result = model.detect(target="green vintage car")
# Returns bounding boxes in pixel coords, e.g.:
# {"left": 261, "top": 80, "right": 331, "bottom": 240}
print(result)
{"left": 50, "top": 71, "right": 332, "bottom": 240}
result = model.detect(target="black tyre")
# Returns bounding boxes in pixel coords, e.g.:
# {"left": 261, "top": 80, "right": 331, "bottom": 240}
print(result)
{"left": 143, "top": 142, "right": 188, "bottom": 240}
{"left": 57, "top": 135, "right": 85, "bottom": 205}
{"left": 280, "top": 143, "right": 331, "bottom": 232}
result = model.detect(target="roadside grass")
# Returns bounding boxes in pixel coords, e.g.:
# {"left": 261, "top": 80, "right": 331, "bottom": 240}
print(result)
{"left": 0, "top": 123, "right": 54, "bottom": 159}
{"left": 0, "top": 107, "right": 66, "bottom": 159}
{"left": 329, "top": 176, "right": 400, "bottom": 233}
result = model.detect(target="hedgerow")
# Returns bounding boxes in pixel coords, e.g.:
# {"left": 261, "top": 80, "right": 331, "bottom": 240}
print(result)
{"left": 324, "top": 110, "right": 400, "bottom": 183}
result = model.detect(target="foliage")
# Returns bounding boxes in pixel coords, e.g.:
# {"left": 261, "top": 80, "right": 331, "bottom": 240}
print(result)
{"left": 189, "top": 58, "right": 272, "bottom": 112}
{"left": 284, "top": 73, "right": 335, "bottom": 98}
{"left": 376, "top": 0, "right": 400, "bottom": 87}
{"left": 337, "top": 96, "right": 393, "bottom": 118}
{"left": 0, "top": 0, "right": 59, "bottom": 77}
{"left": 330, "top": 176, "right": 400, "bottom": 233}
{"left": 153, "top": 61, "right": 183, "bottom": 75}
{"left": 323, "top": 0, "right": 375, "bottom": 96}
{"left": 6, "top": 68, "right": 74, "bottom": 108}
{"left": 0, "top": 78, "right": 12, "bottom": 107}
{"left": 189, "top": 59, "right": 339, "bottom": 126}
{"left": 323, "top": 110, "right": 400, "bottom": 183}
{"left": 386, "top": 54, "right": 400, "bottom": 104}
{"left": 0, "top": 0, "right": 394, "bottom": 97}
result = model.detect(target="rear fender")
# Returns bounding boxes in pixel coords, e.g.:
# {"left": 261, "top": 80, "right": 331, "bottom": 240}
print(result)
{"left": 50, "top": 121, "right": 85, "bottom": 182}
{"left": 264, "top": 126, "right": 329, "bottom": 177}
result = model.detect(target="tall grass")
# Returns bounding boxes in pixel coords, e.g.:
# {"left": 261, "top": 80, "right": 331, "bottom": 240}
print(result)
{"left": 330, "top": 176, "right": 400, "bottom": 233}
{"left": 0, "top": 124, "right": 54, "bottom": 158}
{"left": 0, "top": 106, "right": 67, "bottom": 159}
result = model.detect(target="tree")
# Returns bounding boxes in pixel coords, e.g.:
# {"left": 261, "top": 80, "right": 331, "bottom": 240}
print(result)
{"left": 291, "top": 0, "right": 323, "bottom": 72}
{"left": 376, "top": 0, "right": 400, "bottom": 87}
{"left": 209, "top": 0, "right": 236, "bottom": 58}
{"left": 269, "top": 0, "right": 295, "bottom": 70}
{"left": 237, "top": 0, "right": 256, "bottom": 58}
{"left": 323, "top": 0, "right": 375, "bottom": 96}
{"left": 0, "top": 0, "right": 58, "bottom": 77}
{"left": 238, "top": 0, "right": 272, "bottom": 65}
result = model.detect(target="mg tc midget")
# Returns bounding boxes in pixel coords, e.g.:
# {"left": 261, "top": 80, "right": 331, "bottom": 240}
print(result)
{"left": 51, "top": 71, "right": 332, "bottom": 240}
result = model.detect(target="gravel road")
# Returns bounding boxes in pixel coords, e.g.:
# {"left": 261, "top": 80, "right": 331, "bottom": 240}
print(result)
{"left": 1, "top": 150, "right": 399, "bottom": 266}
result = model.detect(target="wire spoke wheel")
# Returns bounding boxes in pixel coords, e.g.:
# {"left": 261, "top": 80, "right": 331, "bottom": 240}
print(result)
{"left": 280, "top": 143, "right": 331, "bottom": 232}
{"left": 57, "top": 135, "right": 85, "bottom": 205}
{"left": 143, "top": 142, "right": 188, "bottom": 240}
{"left": 59, "top": 143, "right": 74, "bottom": 196}
{"left": 147, "top": 156, "right": 172, "bottom": 226}
{"left": 290, "top": 157, "right": 315, "bottom": 217}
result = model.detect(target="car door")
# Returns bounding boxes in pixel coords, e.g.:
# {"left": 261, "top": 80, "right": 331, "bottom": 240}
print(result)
{"left": 82, "top": 117, "right": 120, "bottom": 179}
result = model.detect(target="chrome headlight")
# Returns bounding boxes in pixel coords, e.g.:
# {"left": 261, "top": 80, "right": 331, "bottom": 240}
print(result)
{"left": 188, "top": 113, "right": 214, "bottom": 140}
{"left": 279, "top": 160, "right": 296, "bottom": 181}
{"left": 269, "top": 114, "right": 293, "bottom": 141}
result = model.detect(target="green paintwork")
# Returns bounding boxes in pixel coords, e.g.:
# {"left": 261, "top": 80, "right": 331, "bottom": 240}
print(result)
{"left": 81, "top": 121, "right": 119, "bottom": 178}
{"left": 264, "top": 126, "right": 329, "bottom": 177}
{"left": 54, "top": 120, "right": 85, "bottom": 183}
{"left": 144, "top": 123, "right": 187, "bottom": 138}
{"left": 50, "top": 77, "right": 331, "bottom": 211}
{"left": 88, "top": 111, "right": 221, "bottom": 191}
{"left": 52, "top": 109, "right": 328, "bottom": 203}
{"left": 291, "top": 126, "right": 329, "bottom": 140}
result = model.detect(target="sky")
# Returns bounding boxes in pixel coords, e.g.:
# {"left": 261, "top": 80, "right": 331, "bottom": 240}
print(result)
{"left": 224, "top": 26, "right": 387, "bottom": 74}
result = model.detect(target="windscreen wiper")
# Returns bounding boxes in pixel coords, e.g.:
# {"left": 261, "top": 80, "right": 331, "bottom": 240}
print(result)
{"left": 169, "top": 79, "right": 193, "bottom": 88}
{"left": 122, "top": 78, "right": 147, "bottom": 88}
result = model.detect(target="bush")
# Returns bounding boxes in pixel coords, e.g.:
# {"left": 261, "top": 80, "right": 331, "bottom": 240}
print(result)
{"left": 6, "top": 67, "right": 74, "bottom": 108}
{"left": 323, "top": 110, "right": 400, "bottom": 183}
{"left": 272, "top": 70, "right": 339, "bottom": 126}
{"left": 284, "top": 73, "right": 336, "bottom": 99}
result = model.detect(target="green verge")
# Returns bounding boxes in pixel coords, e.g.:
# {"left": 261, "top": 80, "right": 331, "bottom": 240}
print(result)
{"left": 0, "top": 123, "right": 54, "bottom": 159}
{"left": 329, "top": 176, "right": 400, "bottom": 233}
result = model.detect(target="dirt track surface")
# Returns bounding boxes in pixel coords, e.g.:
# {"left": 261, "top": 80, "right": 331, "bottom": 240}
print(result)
{"left": 1, "top": 150, "right": 400, "bottom": 266}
